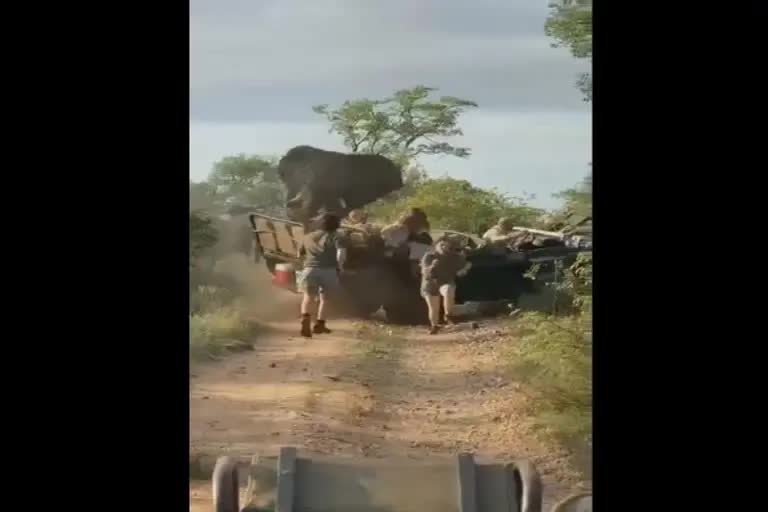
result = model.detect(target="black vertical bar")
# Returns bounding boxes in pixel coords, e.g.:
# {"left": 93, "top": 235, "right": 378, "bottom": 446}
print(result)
{"left": 457, "top": 452, "right": 479, "bottom": 512}
{"left": 276, "top": 447, "right": 297, "bottom": 512}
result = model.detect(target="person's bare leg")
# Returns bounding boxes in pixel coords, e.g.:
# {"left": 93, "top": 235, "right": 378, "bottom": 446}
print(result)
{"left": 440, "top": 284, "right": 457, "bottom": 323}
{"left": 424, "top": 294, "right": 441, "bottom": 333}
{"left": 300, "top": 292, "right": 316, "bottom": 337}
{"left": 301, "top": 293, "right": 316, "bottom": 316}
{"left": 313, "top": 292, "right": 332, "bottom": 333}
{"left": 316, "top": 292, "right": 326, "bottom": 320}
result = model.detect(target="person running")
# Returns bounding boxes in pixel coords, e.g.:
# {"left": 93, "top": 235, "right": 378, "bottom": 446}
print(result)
{"left": 297, "top": 213, "right": 348, "bottom": 337}
{"left": 420, "top": 238, "right": 472, "bottom": 334}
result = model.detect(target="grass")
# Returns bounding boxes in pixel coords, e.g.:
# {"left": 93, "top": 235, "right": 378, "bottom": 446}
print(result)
{"left": 354, "top": 323, "right": 407, "bottom": 357}
{"left": 347, "top": 322, "right": 406, "bottom": 384}
{"left": 504, "top": 310, "right": 592, "bottom": 456}
{"left": 189, "top": 285, "right": 261, "bottom": 362}
{"left": 506, "top": 252, "right": 592, "bottom": 457}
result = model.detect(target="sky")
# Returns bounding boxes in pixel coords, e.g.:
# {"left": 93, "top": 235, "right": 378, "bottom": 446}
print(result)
{"left": 190, "top": 0, "right": 591, "bottom": 210}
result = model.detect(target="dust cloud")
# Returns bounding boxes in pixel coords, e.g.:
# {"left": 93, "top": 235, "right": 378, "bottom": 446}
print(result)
{"left": 212, "top": 252, "right": 300, "bottom": 322}
{"left": 194, "top": 214, "right": 301, "bottom": 322}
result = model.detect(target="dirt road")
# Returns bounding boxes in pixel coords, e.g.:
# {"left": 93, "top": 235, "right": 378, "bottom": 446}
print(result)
{"left": 190, "top": 309, "right": 589, "bottom": 510}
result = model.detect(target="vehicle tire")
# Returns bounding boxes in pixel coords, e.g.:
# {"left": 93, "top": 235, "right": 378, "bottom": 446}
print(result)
{"left": 212, "top": 456, "right": 239, "bottom": 512}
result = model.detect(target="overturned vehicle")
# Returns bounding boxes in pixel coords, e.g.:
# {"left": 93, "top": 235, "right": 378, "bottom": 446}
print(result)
{"left": 250, "top": 146, "right": 591, "bottom": 323}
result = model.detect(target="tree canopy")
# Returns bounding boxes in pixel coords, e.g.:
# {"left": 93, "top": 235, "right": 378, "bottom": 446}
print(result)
{"left": 313, "top": 85, "right": 478, "bottom": 163}
{"left": 189, "top": 211, "right": 218, "bottom": 267}
{"left": 207, "top": 154, "right": 284, "bottom": 210}
{"left": 556, "top": 174, "right": 592, "bottom": 218}
{"left": 190, "top": 154, "right": 285, "bottom": 215}
{"left": 544, "top": 174, "right": 592, "bottom": 232}
{"left": 545, "top": 0, "right": 592, "bottom": 101}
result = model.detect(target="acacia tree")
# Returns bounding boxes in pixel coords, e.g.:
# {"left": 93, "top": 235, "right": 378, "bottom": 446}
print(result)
{"left": 313, "top": 86, "right": 478, "bottom": 163}
{"left": 545, "top": 0, "right": 592, "bottom": 101}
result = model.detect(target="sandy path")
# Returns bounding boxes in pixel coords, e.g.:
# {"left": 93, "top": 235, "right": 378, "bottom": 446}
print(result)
{"left": 190, "top": 315, "right": 588, "bottom": 511}
{"left": 190, "top": 319, "right": 377, "bottom": 457}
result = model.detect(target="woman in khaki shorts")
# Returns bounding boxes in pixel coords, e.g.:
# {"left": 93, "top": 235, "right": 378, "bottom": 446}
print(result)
{"left": 419, "top": 239, "right": 472, "bottom": 334}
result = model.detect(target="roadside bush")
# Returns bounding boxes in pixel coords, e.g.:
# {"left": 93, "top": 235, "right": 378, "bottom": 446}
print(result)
{"left": 190, "top": 211, "right": 218, "bottom": 268}
{"left": 508, "top": 253, "right": 592, "bottom": 449}
{"left": 508, "top": 311, "right": 591, "bottom": 441}
{"left": 190, "top": 285, "right": 237, "bottom": 315}
{"left": 367, "top": 177, "right": 543, "bottom": 233}
{"left": 189, "top": 285, "right": 260, "bottom": 362}
{"left": 189, "top": 306, "right": 258, "bottom": 362}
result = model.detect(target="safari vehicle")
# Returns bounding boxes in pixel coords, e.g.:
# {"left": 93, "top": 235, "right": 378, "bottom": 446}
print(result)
{"left": 249, "top": 212, "right": 590, "bottom": 323}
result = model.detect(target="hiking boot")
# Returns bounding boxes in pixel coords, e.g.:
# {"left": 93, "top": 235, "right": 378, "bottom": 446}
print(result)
{"left": 313, "top": 320, "right": 332, "bottom": 334}
{"left": 444, "top": 314, "right": 458, "bottom": 325}
{"left": 300, "top": 315, "right": 312, "bottom": 338}
{"left": 428, "top": 325, "right": 440, "bottom": 335}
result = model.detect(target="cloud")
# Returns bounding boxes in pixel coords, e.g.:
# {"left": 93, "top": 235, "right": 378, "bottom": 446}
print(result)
{"left": 190, "top": 0, "right": 591, "bottom": 122}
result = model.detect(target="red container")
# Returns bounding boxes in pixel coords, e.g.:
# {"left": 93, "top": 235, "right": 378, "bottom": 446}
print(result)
{"left": 273, "top": 263, "right": 296, "bottom": 289}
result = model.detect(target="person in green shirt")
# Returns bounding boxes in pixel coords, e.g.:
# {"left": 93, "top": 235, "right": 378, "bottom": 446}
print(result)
{"left": 297, "top": 213, "right": 348, "bottom": 337}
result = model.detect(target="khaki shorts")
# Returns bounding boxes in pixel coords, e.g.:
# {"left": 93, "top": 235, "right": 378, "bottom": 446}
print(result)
{"left": 298, "top": 267, "right": 340, "bottom": 296}
{"left": 421, "top": 280, "right": 455, "bottom": 297}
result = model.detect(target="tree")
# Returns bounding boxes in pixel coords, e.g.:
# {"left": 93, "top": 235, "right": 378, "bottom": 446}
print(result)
{"left": 313, "top": 86, "right": 479, "bottom": 162}
{"left": 189, "top": 211, "right": 218, "bottom": 267}
{"left": 545, "top": 0, "right": 592, "bottom": 101}
{"left": 190, "top": 181, "right": 217, "bottom": 212}
{"left": 544, "top": 174, "right": 592, "bottom": 232}
{"left": 369, "top": 177, "right": 543, "bottom": 234}
{"left": 203, "top": 154, "right": 285, "bottom": 213}
{"left": 555, "top": 174, "right": 591, "bottom": 217}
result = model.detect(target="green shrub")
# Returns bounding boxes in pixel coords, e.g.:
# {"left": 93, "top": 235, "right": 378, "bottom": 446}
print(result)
{"left": 508, "top": 311, "right": 591, "bottom": 442}
{"left": 367, "top": 177, "right": 543, "bottom": 234}
{"left": 190, "top": 285, "right": 237, "bottom": 315}
{"left": 190, "top": 211, "right": 218, "bottom": 268}
{"left": 189, "top": 306, "right": 258, "bottom": 362}
{"left": 508, "top": 253, "right": 593, "bottom": 450}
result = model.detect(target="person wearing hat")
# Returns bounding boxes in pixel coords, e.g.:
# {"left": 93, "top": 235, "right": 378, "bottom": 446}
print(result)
{"left": 296, "top": 212, "right": 348, "bottom": 337}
